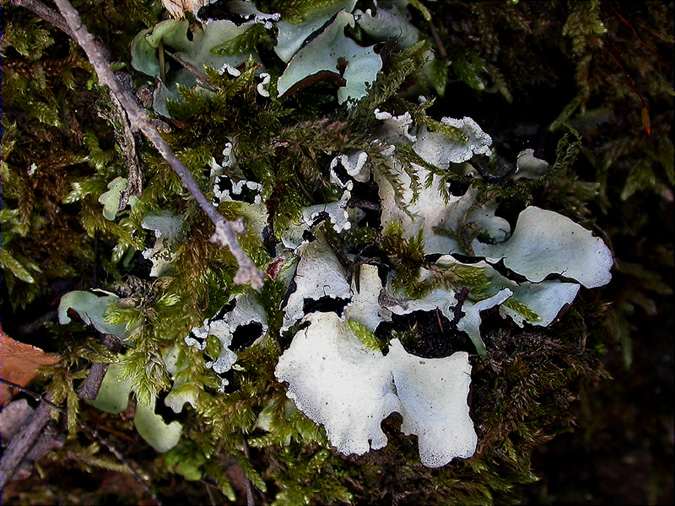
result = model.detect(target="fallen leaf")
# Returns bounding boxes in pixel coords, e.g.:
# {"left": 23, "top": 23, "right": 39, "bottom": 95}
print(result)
{"left": 0, "top": 327, "right": 59, "bottom": 406}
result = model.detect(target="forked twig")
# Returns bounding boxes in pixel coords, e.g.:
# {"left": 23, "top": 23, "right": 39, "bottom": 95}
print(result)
{"left": 10, "top": 0, "right": 264, "bottom": 287}
{"left": 54, "top": 0, "right": 263, "bottom": 287}
{"left": 0, "top": 390, "right": 55, "bottom": 491}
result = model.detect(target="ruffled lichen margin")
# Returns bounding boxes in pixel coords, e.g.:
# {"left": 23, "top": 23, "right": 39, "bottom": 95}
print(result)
{"left": 1, "top": 0, "right": 673, "bottom": 505}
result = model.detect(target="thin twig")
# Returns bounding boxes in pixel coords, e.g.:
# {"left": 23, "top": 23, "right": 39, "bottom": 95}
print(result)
{"left": 428, "top": 21, "right": 448, "bottom": 60}
{"left": 82, "top": 424, "right": 161, "bottom": 505}
{"left": 0, "top": 377, "right": 160, "bottom": 504}
{"left": 96, "top": 73, "right": 144, "bottom": 208}
{"left": 241, "top": 440, "right": 256, "bottom": 506}
{"left": 164, "top": 50, "right": 219, "bottom": 92}
{"left": 203, "top": 480, "right": 217, "bottom": 506}
{"left": 0, "top": 393, "right": 54, "bottom": 491}
{"left": 53, "top": 0, "right": 263, "bottom": 287}
{"left": 0, "top": 377, "right": 63, "bottom": 411}
{"left": 14, "top": 0, "right": 263, "bottom": 287}
{"left": 76, "top": 363, "right": 108, "bottom": 401}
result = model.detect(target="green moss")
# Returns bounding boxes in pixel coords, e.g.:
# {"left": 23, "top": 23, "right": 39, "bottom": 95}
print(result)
{"left": 347, "top": 319, "right": 382, "bottom": 351}
{"left": 502, "top": 299, "right": 541, "bottom": 323}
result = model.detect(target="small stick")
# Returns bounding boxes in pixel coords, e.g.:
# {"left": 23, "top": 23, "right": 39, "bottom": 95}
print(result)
{"left": 12, "top": 0, "right": 263, "bottom": 287}
{"left": 76, "top": 363, "right": 108, "bottom": 401}
{"left": 0, "top": 377, "right": 159, "bottom": 504}
{"left": 428, "top": 21, "right": 448, "bottom": 60}
{"left": 241, "top": 440, "right": 255, "bottom": 506}
{"left": 0, "top": 393, "right": 54, "bottom": 490}
{"left": 52, "top": 0, "right": 263, "bottom": 287}
{"left": 164, "top": 50, "right": 219, "bottom": 92}
{"left": 96, "top": 73, "right": 144, "bottom": 208}
{"left": 0, "top": 378, "right": 63, "bottom": 410}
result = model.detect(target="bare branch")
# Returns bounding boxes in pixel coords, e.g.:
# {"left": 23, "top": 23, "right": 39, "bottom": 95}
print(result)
{"left": 23, "top": 0, "right": 263, "bottom": 287}
{"left": 76, "top": 363, "right": 108, "bottom": 400}
{"left": 242, "top": 440, "right": 256, "bottom": 506}
{"left": 0, "top": 376, "right": 160, "bottom": 504}
{"left": 428, "top": 21, "right": 448, "bottom": 61}
{"left": 96, "top": 73, "right": 144, "bottom": 208}
{"left": 0, "top": 394, "right": 54, "bottom": 491}
{"left": 1, "top": 330, "right": 134, "bottom": 494}
{"left": 165, "top": 50, "right": 219, "bottom": 92}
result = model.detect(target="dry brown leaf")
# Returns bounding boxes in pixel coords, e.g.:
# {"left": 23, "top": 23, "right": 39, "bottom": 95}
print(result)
{"left": 0, "top": 327, "right": 59, "bottom": 406}
{"left": 161, "top": 0, "right": 210, "bottom": 18}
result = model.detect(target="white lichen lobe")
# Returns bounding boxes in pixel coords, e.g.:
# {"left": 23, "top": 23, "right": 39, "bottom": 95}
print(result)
{"left": 275, "top": 313, "right": 478, "bottom": 467}
{"left": 473, "top": 206, "right": 613, "bottom": 288}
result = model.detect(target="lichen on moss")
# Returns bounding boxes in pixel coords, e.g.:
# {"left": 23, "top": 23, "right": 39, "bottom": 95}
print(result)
{"left": 1, "top": 0, "right": 672, "bottom": 504}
